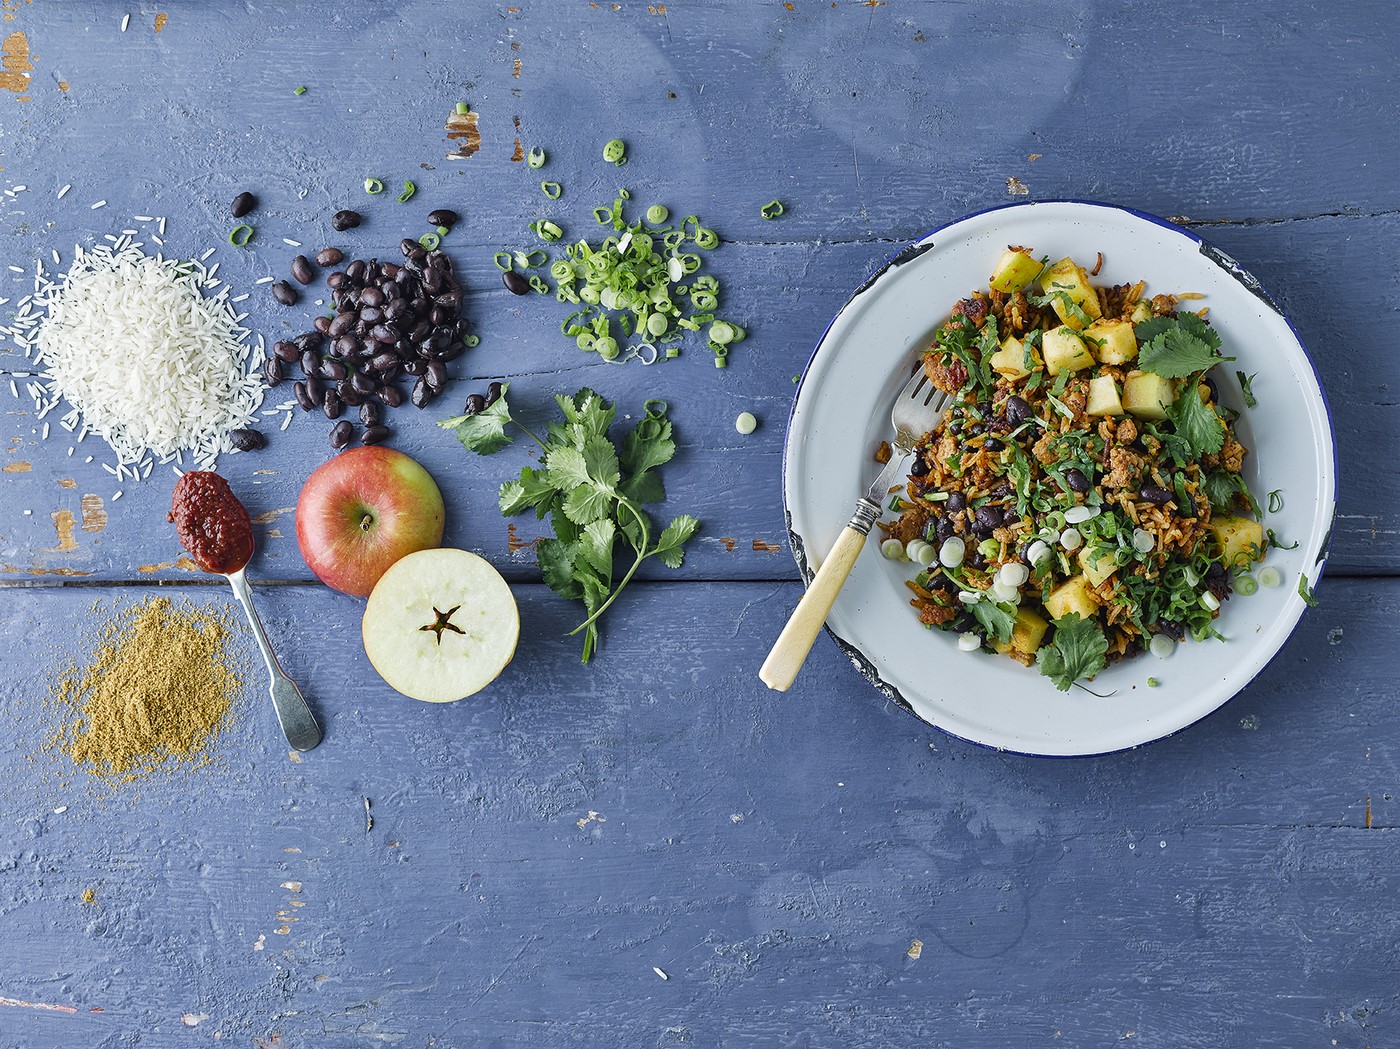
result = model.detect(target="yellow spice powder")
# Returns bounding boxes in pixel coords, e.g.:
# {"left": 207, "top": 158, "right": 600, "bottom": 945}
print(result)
{"left": 50, "top": 597, "right": 244, "bottom": 783}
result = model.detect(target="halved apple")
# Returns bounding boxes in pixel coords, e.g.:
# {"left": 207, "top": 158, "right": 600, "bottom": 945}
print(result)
{"left": 362, "top": 548, "right": 520, "bottom": 703}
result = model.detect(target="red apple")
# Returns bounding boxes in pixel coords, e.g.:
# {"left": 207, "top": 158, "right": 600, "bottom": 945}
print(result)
{"left": 296, "top": 446, "right": 445, "bottom": 597}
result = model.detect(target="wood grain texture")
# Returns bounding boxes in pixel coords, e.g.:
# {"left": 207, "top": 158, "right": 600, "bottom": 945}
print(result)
{"left": 0, "top": 0, "right": 1395, "bottom": 1045}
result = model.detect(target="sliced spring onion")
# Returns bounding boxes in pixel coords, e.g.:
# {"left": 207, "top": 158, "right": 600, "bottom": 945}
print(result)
{"left": 418, "top": 233, "right": 441, "bottom": 250}
{"left": 228, "top": 224, "right": 254, "bottom": 247}
{"left": 456, "top": 101, "right": 470, "bottom": 115}
{"left": 881, "top": 539, "right": 905, "bottom": 561}
{"left": 541, "top": 181, "right": 563, "bottom": 200}
{"left": 527, "top": 146, "right": 546, "bottom": 168}
{"left": 1235, "top": 574, "right": 1259, "bottom": 596}
{"left": 939, "top": 536, "right": 965, "bottom": 568}
{"left": 957, "top": 591, "right": 982, "bottom": 606}
{"left": 694, "top": 227, "right": 719, "bottom": 249}
{"left": 760, "top": 199, "right": 785, "bottom": 220}
{"left": 1146, "top": 677, "right": 1160, "bottom": 687}
{"left": 714, "top": 356, "right": 727, "bottom": 369}
{"left": 1257, "top": 565, "right": 1282, "bottom": 588}
{"left": 602, "top": 138, "right": 627, "bottom": 165}
{"left": 493, "top": 251, "right": 513, "bottom": 272}
{"left": 1131, "top": 527, "right": 1156, "bottom": 554}
{"left": 436, "top": 225, "right": 450, "bottom": 237}
{"left": 665, "top": 347, "right": 680, "bottom": 359}
{"left": 528, "top": 275, "right": 550, "bottom": 294}
{"left": 1064, "top": 505, "right": 1096, "bottom": 525}
{"left": 1149, "top": 634, "right": 1175, "bottom": 659}
{"left": 646, "top": 204, "right": 669, "bottom": 225}
{"left": 364, "top": 177, "right": 385, "bottom": 194}
{"left": 1026, "top": 540, "right": 1051, "bottom": 566}
{"left": 534, "top": 220, "right": 563, "bottom": 242}
{"left": 1059, "top": 527, "right": 1083, "bottom": 552}
{"left": 1201, "top": 591, "right": 1221, "bottom": 612}
{"left": 397, "top": 180, "right": 416, "bottom": 203}
{"left": 957, "top": 632, "right": 982, "bottom": 652}
{"left": 735, "top": 411, "right": 758, "bottom": 435}
{"left": 464, "top": 334, "right": 480, "bottom": 347}
{"left": 996, "top": 562, "right": 1029, "bottom": 588}
{"left": 293, "top": 85, "right": 307, "bottom": 96}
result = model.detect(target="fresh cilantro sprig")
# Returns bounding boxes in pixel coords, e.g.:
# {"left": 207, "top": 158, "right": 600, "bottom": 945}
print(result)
{"left": 440, "top": 386, "right": 700, "bottom": 663}
{"left": 1167, "top": 384, "right": 1225, "bottom": 458}
{"left": 1136, "top": 313, "right": 1232, "bottom": 378}
{"left": 970, "top": 599, "right": 1016, "bottom": 644}
{"left": 1036, "top": 613, "right": 1109, "bottom": 691}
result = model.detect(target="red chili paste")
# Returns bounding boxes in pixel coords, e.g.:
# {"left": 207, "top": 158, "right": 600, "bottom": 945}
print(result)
{"left": 168, "top": 471, "right": 254, "bottom": 575}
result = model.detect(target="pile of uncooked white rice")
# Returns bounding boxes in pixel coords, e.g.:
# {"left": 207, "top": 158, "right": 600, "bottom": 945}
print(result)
{"left": 0, "top": 230, "right": 264, "bottom": 480}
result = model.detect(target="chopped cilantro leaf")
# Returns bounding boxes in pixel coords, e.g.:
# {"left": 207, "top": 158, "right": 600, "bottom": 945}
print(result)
{"left": 1138, "top": 323, "right": 1230, "bottom": 378}
{"left": 1167, "top": 385, "right": 1225, "bottom": 458}
{"left": 970, "top": 600, "right": 1016, "bottom": 644}
{"left": 1298, "top": 572, "right": 1319, "bottom": 608}
{"left": 1036, "top": 613, "right": 1109, "bottom": 691}
{"left": 439, "top": 382, "right": 515, "bottom": 455}
{"left": 1236, "top": 370, "right": 1258, "bottom": 408}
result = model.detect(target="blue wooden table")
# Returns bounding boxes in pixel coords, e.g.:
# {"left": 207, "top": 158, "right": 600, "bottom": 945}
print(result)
{"left": 1, "top": 3, "right": 1397, "bottom": 1046}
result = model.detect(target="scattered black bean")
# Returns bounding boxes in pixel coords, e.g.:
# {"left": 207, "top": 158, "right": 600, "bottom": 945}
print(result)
{"left": 377, "top": 385, "right": 404, "bottom": 408}
{"left": 359, "top": 401, "right": 381, "bottom": 427}
{"left": 1065, "top": 467, "right": 1089, "bottom": 493}
{"left": 300, "top": 350, "right": 319, "bottom": 377}
{"left": 362, "top": 425, "right": 390, "bottom": 445}
{"left": 424, "top": 361, "right": 448, "bottom": 392}
{"left": 945, "top": 491, "right": 967, "bottom": 512}
{"left": 272, "top": 281, "right": 299, "bottom": 306}
{"left": 910, "top": 458, "right": 930, "bottom": 477}
{"left": 1202, "top": 375, "right": 1219, "bottom": 402}
{"left": 1140, "top": 484, "right": 1173, "bottom": 505}
{"left": 262, "top": 357, "right": 282, "bottom": 387}
{"left": 316, "top": 247, "right": 344, "bottom": 267}
{"left": 229, "top": 428, "right": 265, "bottom": 451}
{"left": 331, "top": 209, "right": 362, "bottom": 232}
{"left": 330, "top": 420, "right": 355, "bottom": 450}
{"left": 973, "top": 505, "right": 1002, "bottom": 534}
{"left": 322, "top": 390, "right": 342, "bottom": 420}
{"left": 312, "top": 315, "right": 332, "bottom": 335}
{"left": 1002, "top": 506, "right": 1021, "bottom": 525}
{"left": 485, "top": 381, "right": 503, "bottom": 406}
{"left": 291, "top": 255, "right": 315, "bottom": 285}
{"left": 319, "top": 359, "right": 348, "bottom": 382}
{"left": 411, "top": 376, "right": 435, "bottom": 408}
{"left": 464, "top": 393, "right": 486, "bottom": 416}
{"left": 230, "top": 191, "right": 257, "bottom": 218}
{"left": 1004, "top": 395, "right": 1031, "bottom": 425}
{"left": 294, "top": 331, "right": 323, "bottom": 354}
{"left": 293, "top": 381, "right": 314, "bottom": 411}
{"left": 503, "top": 269, "right": 530, "bottom": 295}
{"left": 983, "top": 437, "right": 1003, "bottom": 452}
{"left": 427, "top": 208, "right": 459, "bottom": 228}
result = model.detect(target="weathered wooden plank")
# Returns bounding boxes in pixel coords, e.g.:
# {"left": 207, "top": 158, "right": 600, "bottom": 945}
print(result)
{"left": 1, "top": 214, "right": 1394, "bottom": 582}
{"left": 0, "top": 578, "right": 1394, "bottom": 1046}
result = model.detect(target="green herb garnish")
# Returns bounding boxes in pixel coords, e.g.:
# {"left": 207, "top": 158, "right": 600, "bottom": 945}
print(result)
{"left": 971, "top": 600, "right": 1016, "bottom": 644}
{"left": 440, "top": 387, "right": 699, "bottom": 663}
{"left": 1037, "top": 613, "right": 1109, "bottom": 692}
{"left": 1298, "top": 572, "right": 1319, "bottom": 608}
{"left": 1236, "top": 370, "right": 1257, "bottom": 408}
{"left": 1167, "top": 384, "right": 1225, "bottom": 458}
{"left": 1137, "top": 314, "right": 1230, "bottom": 378}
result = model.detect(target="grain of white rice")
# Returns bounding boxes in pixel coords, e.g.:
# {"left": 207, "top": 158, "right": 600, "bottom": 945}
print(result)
{"left": 101, "top": 463, "right": 117, "bottom": 476}
{"left": 121, "top": 229, "right": 138, "bottom": 236}
{"left": 7, "top": 266, "right": 23, "bottom": 274}
{"left": 158, "top": 217, "right": 166, "bottom": 235}
{"left": 280, "top": 411, "right": 292, "bottom": 430}
{"left": 7, "top": 381, "right": 15, "bottom": 398}
{"left": 41, "top": 422, "right": 48, "bottom": 440}
{"left": 112, "top": 490, "right": 123, "bottom": 501}
{"left": 199, "top": 247, "right": 216, "bottom": 262}
{"left": 121, "top": 13, "right": 130, "bottom": 31}
{"left": 84, "top": 455, "right": 93, "bottom": 463}
{"left": 282, "top": 238, "right": 302, "bottom": 247}
{"left": 90, "top": 200, "right": 107, "bottom": 210}
{"left": 22, "top": 509, "right": 31, "bottom": 516}
{"left": 151, "top": 235, "right": 164, "bottom": 246}
{"left": 254, "top": 276, "right": 275, "bottom": 285}
{"left": 134, "top": 215, "right": 153, "bottom": 222}
{"left": 67, "top": 447, "right": 73, "bottom": 456}
{"left": 57, "top": 184, "right": 71, "bottom": 199}
{"left": 232, "top": 293, "right": 249, "bottom": 303}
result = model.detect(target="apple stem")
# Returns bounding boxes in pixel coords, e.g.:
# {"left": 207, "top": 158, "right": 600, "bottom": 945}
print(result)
{"left": 359, "top": 514, "right": 373, "bottom": 532}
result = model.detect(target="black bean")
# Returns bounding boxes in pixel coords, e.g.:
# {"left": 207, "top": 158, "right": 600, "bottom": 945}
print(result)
{"left": 326, "top": 271, "right": 347, "bottom": 291}
{"left": 346, "top": 259, "right": 366, "bottom": 281}
{"left": 359, "top": 401, "right": 381, "bottom": 427}
{"left": 1002, "top": 506, "right": 1021, "bottom": 525}
{"left": 316, "top": 247, "right": 344, "bottom": 267}
{"left": 312, "top": 315, "right": 332, "bottom": 335}
{"left": 377, "top": 385, "right": 405, "bottom": 408}
{"left": 439, "top": 341, "right": 465, "bottom": 363}
{"left": 331, "top": 209, "right": 362, "bottom": 232}
{"left": 430, "top": 306, "right": 451, "bottom": 327}
{"left": 945, "top": 491, "right": 967, "bottom": 512}
{"left": 303, "top": 374, "right": 323, "bottom": 404}
{"left": 401, "top": 238, "right": 426, "bottom": 261}
{"left": 319, "top": 360, "right": 348, "bottom": 382}
{"left": 382, "top": 262, "right": 402, "bottom": 280}
{"left": 1065, "top": 468, "right": 1089, "bottom": 493}
{"left": 485, "top": 381, "right": 503, "bottom": 406}
{"left": 934, "top": 517, "right": 954, "bottom": 542}
{"left": 360, "top": 286, "right": 386, "bottom": 308}
{"left": 1140, "top": 484, "right": 1173, "bottom": 505}
{"left": 974, "top": 505, "right": 1001, "bottom": 534}
{"left": 422, "top": 266, "right": 444, "bottom": 294}
{"left": 294, "top": 332, "right": 324, "bottom": 353}
{"left": 273, "top": 339, "right": 298, "bottom": 362}
{"left": 411, "top": 376, "right": 435, "bottom": 408}
{"left": 335, "top": 335, "right": 363, "bottom": 360}
{"left": 1157, "top": 619, "right": 1185, "bottom": 642}
{"left": 403, "top": 358, "right": 427, "bottom": 376}
{"left": 322, "top": 390, "right": 342, "bottom": 420}
{"left": 272, "top": 281, "right": 299, "bottom": 306}
{"left": 230, "top": 191, "right": 257, "bottom": 218}
{"left": 229, "top": 427, "right": 265, "bottom": 451}
{"left": 327, "top": 312, "right": 356, "bottom": 339}
{"left": 983, "top": 437, "right": 1003, "bottom": 451}
{"left": 503, "top": 269, "right": 530, "bottom": 295}
{"left": 370, "top": 324, "right": 398, "bottom": 345}
{"left": 435, "top": 289, "right": 462, "bottom": 312}
{"left": 369, "top": 351, "right": 399, "bottom": 373}
{"left": 330, "top": 420, "right": 355, "bottom": 450}
{"left": 293, "top": 381, "right": 314, "bottom": 411}
{"left": 291, "top": 255, "right": 315, "bottom": 285}
{"left": 1202, "top": 375, "right": 1219, "bottom": 403}
{"left": 910, "top": 458, "right": 930, "bottom": 477}
{"left": 362, "top": 425, "right": 390, "bottom": 445}
{"left": 263, "top": 357, "right": 283, "bottom": 387}
{"left": 1004, "top": 395, "right": 1032, "bottom": 425}
{"left": 427, "top": 208, "right": 459, "bottom": 228}
{"left": 465, "top": 393, "right": 486, "bottom": 416}
{"left": 424, "top": 361, "right": 448, "bottom": 392}
{"left": 299, "top": 350, "right": 319, "bottom": 377}
{"left": 351, "top": 370, "right": 376, "bottom": 395}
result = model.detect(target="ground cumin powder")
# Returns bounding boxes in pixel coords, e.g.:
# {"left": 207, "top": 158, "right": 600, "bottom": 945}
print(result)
{"left": 49, "top": 597, "right": 244, "bottom": 783}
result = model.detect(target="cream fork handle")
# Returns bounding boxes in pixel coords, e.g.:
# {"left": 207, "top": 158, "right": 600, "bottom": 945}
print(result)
{"left": 759, "top": 498, "right": 879, "bottom": 692}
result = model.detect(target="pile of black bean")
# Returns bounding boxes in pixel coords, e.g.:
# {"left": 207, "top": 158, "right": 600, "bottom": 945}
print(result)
{"left": 262, "top": 236, "right": 471, "bottom": 450}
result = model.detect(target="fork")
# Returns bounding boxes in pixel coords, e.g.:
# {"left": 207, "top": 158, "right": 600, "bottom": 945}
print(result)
{"left": 760, "top": 366, "right": 950, "bottom": 691}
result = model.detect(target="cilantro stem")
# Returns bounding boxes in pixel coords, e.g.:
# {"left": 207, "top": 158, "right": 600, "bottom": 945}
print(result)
{"left": 568, "top": 497, "right": 651, "bottom": 637}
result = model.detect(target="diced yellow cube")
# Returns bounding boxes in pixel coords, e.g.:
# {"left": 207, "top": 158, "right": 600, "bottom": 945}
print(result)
{"left": 993, "top": 607, "right": 1051, "bottom": 657}
{"left": 1085, "top": 318, "right": 1138, "bottom": 365}
{"left": 1044, "top": 575, "right": 1102, "bottom": 621}
{"left": 1039, "top": 257, "right": 1103, "bottom": 330}
{"left": 1209, "top": 514, "right": 1264, "bottom": 566}
{"left": 1078, "top": 546, "right": 1119, "bottom": 588}
{"left": 1129, "top": 299, "right": 1155, "bottom": 324}
{"left": 1042, "top": 325, "right": 1096, "bottom": 376}
{"left": 1122, "top": 370, "right": 1174, "bottom": 420}
{"left": 1086, "top": 374, "right": 1124, "bottom": 417}
{"left": 990, "top": 335, "right": 1038, "bottom": 380}
{"left": 988, "top": 248, "right": 1043, "bottom": 294}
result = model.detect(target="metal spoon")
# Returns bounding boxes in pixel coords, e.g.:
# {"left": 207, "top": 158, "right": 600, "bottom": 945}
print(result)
{"left": 225, "top": 567, "right": 323, "bottom": 752}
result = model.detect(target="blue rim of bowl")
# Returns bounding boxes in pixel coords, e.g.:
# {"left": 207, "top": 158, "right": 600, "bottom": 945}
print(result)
{"left": 781, "top": 198, "right": 1338, "bottom": 758}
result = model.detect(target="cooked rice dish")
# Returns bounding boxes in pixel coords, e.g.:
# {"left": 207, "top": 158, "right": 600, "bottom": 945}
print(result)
{"left": 881, "top": 247, "right": 1269, "bottom": 690}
